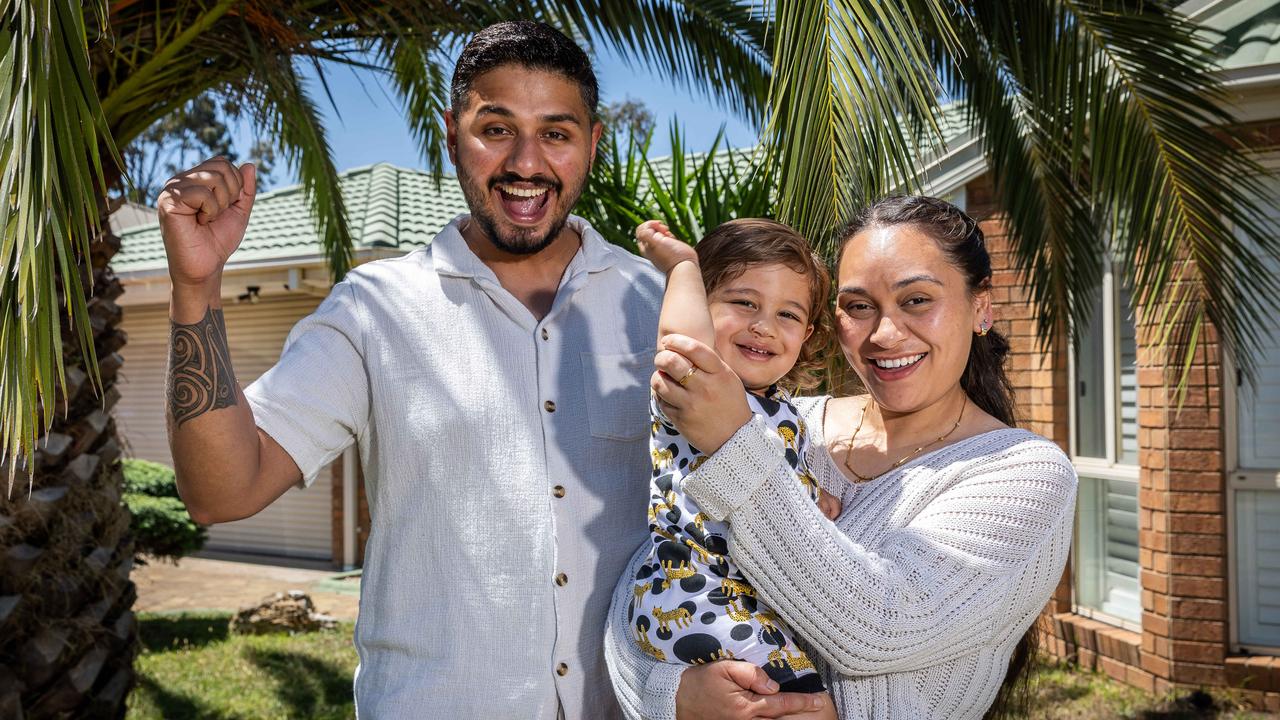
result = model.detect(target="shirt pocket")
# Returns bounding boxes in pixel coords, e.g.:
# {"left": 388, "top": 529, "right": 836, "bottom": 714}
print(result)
{"left": 580, "top": 349, "right": 653, "bottom": 442}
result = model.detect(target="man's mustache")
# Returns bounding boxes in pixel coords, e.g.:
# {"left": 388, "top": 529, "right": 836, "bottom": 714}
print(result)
{"left": 489, "top": 174, "right": 561, "bottom": 192}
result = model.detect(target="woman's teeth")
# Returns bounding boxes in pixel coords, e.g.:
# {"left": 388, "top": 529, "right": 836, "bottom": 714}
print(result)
{"left": 740, "top": 345, "right": 773, "bottom": 358}
{"left": 872, "top": 353, "right": 925, "bottom": 369}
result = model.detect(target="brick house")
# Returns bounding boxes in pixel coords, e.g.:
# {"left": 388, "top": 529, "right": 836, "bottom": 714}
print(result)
{"left": 964, "top": 0, "right": 1280, "bottom": 707}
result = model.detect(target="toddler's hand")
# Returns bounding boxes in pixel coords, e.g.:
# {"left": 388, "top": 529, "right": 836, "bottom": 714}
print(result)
{"left": 818, "top": 490, "right": 842, "bottom": 521}
{"left": 636, "top": 220, "right": 697, "bottom": 274}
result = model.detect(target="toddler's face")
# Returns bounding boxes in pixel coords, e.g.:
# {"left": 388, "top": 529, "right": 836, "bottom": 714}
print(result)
{"left": 707, "top": 263, "right": 814, "bottom": 392}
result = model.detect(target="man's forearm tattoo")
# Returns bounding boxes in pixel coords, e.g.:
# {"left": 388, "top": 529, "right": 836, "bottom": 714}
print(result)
{"left": 168, "top": 307, "right": 237, "bottom": 427}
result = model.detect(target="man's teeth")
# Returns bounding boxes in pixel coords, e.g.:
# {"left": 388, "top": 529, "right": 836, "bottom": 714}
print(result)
{"left": 872, "top": 353, "right": 925, "bottom": 369}
{"left": 499, "top": 185, "right": 548, "bottom": 198}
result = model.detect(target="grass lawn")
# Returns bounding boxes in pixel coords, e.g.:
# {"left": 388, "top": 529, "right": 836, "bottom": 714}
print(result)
{"left": 1021, "top": 662, "right": 1267, "bottom": 719}
{"left": 129, "top": 612, "right": 1270, "bottom": 719}
{"left": 129, "top": 612, "right": 358, "bottom": 719}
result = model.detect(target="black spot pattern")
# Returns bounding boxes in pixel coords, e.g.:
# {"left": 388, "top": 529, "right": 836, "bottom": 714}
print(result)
{"left": 632, "top": 388, "right": 824, "bottom": 689}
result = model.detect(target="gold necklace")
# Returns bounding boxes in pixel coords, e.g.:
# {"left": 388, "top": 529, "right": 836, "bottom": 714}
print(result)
{"left": 842, "top": 394, "right": 968, "bottom": 483}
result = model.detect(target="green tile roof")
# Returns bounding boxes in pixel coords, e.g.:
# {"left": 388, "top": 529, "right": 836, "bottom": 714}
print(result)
{"left": 1200, "top": 0, "right": 1280, "bottom": 70}
{"left": 113, "top": 162, "right": 469, "bottom": 274}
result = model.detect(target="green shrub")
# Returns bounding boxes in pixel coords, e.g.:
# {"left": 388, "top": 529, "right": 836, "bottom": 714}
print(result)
{"left": 123, "top": 457, "right": 182, "bottom": 498}
{"left": 123, "top": 458, "right": 207, "bottom": 562}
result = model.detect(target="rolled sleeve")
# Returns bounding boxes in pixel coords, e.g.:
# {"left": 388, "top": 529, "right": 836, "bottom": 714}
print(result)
{"left": 243, "top": 281, "right": 369, "bottom": 486}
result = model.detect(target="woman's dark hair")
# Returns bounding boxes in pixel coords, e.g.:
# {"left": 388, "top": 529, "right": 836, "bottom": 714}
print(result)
{"left": 696, "top": 219, "right": 833, "bottom": 392}
{"left": 837, "top": 195, "right": 1033, "bottom": 719}
{"left": 451, "top": 21, "right": 598, "bottom": 117}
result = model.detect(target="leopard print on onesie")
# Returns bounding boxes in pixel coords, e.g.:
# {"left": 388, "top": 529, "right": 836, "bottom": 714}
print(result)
{"left": 629, "top": 387, "right": 825, "bottom": 692}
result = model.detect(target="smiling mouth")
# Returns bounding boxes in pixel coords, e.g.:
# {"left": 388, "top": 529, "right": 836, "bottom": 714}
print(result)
{"left": 737, "top": 343, "right": 776, "bottom": 361}
{"left": 869, "top": 353, "right": 926, "bottom": 370}
{"left": 495, "top": 183, "right": 552, "bottom": 222}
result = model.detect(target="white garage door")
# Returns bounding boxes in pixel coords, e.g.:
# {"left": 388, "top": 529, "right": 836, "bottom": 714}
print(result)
{"left": 114, "top": 296, "right": 334, "bottom": 561}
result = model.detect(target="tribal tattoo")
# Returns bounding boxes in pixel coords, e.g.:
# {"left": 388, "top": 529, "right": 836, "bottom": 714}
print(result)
{"left": 168, "top": 307, "right": 237, "bottom": 426}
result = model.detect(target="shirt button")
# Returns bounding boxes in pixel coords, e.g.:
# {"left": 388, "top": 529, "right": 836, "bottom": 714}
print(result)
{"left": 544, "top": 400, "right": 556, "bottom": 413}
{"left": 541, "top": 328, "right": 549, "bottom": 340}
{"left": 556, "top": 663, "right": 569, "bottom": 676}
{"left": 555, "top": 572, "right": 568, "bottom": 586}
{"left": 552, "top": 485, "right": 566, "bottom": 498}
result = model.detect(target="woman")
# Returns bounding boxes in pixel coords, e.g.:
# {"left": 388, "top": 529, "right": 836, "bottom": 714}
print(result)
{"left": 605, "top": 196, "right": 1078, "bottom": 720}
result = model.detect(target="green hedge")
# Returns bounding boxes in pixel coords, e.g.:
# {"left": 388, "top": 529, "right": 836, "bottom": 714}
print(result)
{"left": 123, "top": 458, "right": 207, "bottom": 562}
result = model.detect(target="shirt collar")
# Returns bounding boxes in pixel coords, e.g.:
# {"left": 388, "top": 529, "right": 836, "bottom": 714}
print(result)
{"left": 432, "top": 214, "right": 620, "bottom": 279}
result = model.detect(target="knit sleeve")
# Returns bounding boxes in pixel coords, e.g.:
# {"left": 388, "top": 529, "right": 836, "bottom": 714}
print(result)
{"left": 682, "top": 424, "right": 1077, "bottom": 676}
{"left": 793, "top": 396, "right": 844, "bottom": 497}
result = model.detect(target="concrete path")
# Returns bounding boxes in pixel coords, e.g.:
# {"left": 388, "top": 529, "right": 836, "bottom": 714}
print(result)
{"left": 132, "top": 555, "right": 361, "bottom": 620}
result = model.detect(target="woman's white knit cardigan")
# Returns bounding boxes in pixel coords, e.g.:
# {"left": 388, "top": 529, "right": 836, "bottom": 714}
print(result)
{"left": 605, "top": 396, "right": 1078, "bottom": 720}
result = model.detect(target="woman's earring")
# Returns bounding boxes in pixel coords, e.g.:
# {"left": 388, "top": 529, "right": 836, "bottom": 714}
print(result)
{"left": 977, "top": 319, "right": 990, "bottom": 337}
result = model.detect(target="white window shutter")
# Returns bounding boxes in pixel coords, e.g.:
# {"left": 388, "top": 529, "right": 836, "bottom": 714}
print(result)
{"left": 1237, "top": 490, "right": 1280, "bottom": 648}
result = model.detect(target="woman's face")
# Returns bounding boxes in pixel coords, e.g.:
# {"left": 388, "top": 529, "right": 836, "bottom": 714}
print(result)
{"left": 835, "top": 224, "right": 990, "bottom": 414}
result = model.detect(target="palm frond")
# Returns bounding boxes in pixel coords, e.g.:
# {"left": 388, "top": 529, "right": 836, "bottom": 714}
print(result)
{"left": 538, "top": 0, "right": 772, "bottom": 125}
{"left": 959, "top": 0, "right": 1280, "bottom": 390}
{"left": 1065, "top": 0, "right": 1280, "bottom": 390}
{"left": 0, "top": 0, "right": 115, "bottom": 485}
{"left": 245, "top": 54, "right": 354, "bottom": 280}
{"left": 375, "top": 32, "right": 453, "bottom": 186}
{"left": 950, "top": 1, "right": 1108, "bottom": 351}
{"left": 765, "top": 0, "right": 957, "bottom": 253}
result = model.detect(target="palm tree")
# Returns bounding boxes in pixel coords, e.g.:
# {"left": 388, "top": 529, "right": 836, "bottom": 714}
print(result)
{"left": 0, "top": 1, "right": 770, "bottom": 715}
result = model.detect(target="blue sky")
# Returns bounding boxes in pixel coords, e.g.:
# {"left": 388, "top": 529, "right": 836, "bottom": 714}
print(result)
{"left": 236, "top": 47, "right": 760, "bottom": 189}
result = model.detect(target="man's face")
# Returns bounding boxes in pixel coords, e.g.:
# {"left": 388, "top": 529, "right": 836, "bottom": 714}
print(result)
{"left": 446, "top": 65, "right": 602, "bottom": 255}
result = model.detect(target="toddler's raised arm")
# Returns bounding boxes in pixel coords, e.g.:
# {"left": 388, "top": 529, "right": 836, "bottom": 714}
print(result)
{"left": 636, "top": 220, "right": 716, "bottom": 350}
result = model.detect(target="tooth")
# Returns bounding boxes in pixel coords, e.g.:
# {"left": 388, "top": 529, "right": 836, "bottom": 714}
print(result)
{"left": 501, "top": 185, "right": 547, "bottom": 198}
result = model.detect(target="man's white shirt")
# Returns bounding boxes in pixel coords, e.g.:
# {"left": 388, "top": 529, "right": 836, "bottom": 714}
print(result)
{"left": 245, "top": 215, "right": 663, "bottom": 718}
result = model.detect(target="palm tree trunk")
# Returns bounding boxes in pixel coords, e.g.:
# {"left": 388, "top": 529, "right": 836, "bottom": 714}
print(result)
{"left": 0, "top": 172, "right": 138, "bottom": 718}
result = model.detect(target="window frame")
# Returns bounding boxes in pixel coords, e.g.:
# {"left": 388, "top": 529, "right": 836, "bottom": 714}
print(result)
{"left": 1224, "top": 151, "right": 1280, "bottom": 655}
{"left": 1068, "top": 253, "right": 1143, "bottom": 631}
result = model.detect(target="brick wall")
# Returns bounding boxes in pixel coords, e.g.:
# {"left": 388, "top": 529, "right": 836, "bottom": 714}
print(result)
{"left": 1133, "top": 291, "right": 1240, "bottom": 687}
{"left": 966, "top": 176, "right": 1071, "bottom": 448}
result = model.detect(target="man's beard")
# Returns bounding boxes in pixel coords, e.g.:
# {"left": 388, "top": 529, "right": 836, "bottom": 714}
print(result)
{"left": 458, "top": 169, "right": 586, "bottom": 255}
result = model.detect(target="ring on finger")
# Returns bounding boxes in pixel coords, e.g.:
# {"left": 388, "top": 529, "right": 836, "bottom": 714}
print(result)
{"left": 677, "top": 366, "right": 697, "bottom": 387}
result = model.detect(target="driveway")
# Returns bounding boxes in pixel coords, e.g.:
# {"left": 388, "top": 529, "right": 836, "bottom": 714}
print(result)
{"left": 132, "top": 555, "right": 361, "bottom": 620}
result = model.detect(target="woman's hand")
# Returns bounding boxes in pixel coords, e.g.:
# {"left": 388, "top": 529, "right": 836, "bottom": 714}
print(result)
{"left": 676, "top": 662, "right": 828, "bottom": 720}
{"left": 652, "top": 334, "right": 751, "bottom": 454}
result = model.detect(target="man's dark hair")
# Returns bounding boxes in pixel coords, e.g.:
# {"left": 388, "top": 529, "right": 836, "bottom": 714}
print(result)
{"left": 451, "top": 21, "right": 598, "bottom": 118}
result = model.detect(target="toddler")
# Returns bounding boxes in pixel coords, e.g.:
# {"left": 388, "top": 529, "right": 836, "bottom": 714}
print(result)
{"left": 629, "top": 218, "right": 839, "bottom": 707}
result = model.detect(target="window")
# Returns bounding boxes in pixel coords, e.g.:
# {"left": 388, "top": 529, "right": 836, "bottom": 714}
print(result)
{"left": 1235, "top": 490, "right": 1280, "bottom": 650}
{"left": 1231, "top": 168, "right": 1280, "bottom": 652}
{"left": 1070, "top": 258, "right": 1141, "bottom": 628}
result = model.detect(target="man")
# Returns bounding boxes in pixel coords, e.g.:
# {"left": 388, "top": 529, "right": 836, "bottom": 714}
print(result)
{"left": 161, "top": 21, "right": 659, "bottom": 717}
